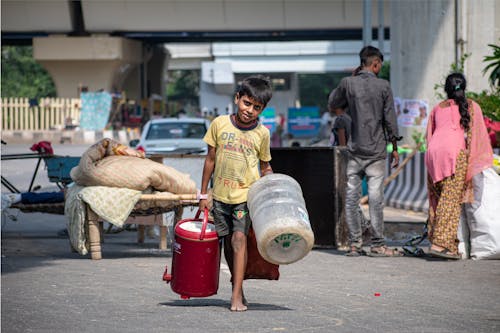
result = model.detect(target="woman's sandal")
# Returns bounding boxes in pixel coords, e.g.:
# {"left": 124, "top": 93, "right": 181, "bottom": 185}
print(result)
{"left": 428, "top": 248, "right": 460, "bottom": 260}
{"left": 367, "top": 246, "right": 404, "bottom": 257}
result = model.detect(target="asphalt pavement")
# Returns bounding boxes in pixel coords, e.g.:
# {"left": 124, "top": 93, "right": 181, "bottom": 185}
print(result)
{"left": 2, "top": 143, "right": 499, "bottom": 332}
{"left": 2, "top": 206, "right": 499, "bottom": 333}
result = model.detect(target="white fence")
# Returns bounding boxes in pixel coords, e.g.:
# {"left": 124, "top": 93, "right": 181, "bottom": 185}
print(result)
{"left": 1, "top": 97, "right": 81, "bottom": 131}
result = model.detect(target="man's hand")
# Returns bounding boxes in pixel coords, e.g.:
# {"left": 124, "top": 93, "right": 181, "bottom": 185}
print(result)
{"left": 390, "top": 150, "right": 399, "bottom": 169}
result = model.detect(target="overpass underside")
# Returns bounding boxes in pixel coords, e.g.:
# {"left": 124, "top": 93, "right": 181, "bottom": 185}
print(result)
{"left": 1, "top": 0, "right": 498, "bottom": 132}
{"left": 2, "top": 0, "right": 392, "bottom": 101}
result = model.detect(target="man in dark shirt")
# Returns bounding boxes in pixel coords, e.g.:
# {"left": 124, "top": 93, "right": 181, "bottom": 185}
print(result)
{"left": 330, "top": 46, "right": 402, "bottom": 257}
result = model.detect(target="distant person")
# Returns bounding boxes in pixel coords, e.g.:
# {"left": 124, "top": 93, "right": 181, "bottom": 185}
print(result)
{"left": 271, "top": 113, "right": 285, "bottom": 147}
{"left": 176, "top": 109, "right": 187, "bottom": 118}
{"left": 271, "top": 129, "right": 282, "bottom": 147}
{"left": 202, "top": 107, "right": 209, "bottom": 118}
{"left": 330, "top": 46, "right": 402, "bottom": 257}
{"left": 318, "top": 109, "right": 333, "bottom": 140}
{"left": 199, "top": 75, "right": 274, "bottom": 311}
{"left": 328, "top": 89, "right": 351, "bottom": 147}
{"left": 425, "top": 73, "right": 493, "bottom": 259}
{"left": 328, "top": 89, "right": 369, "bottom": 240}
{"left": 207, "top": 110, "right": 215, "bottom": 121}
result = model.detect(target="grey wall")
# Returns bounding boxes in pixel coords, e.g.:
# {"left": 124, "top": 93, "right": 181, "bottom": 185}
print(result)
{"left": 390, "top": 0, "right": 499, "bottom": 145}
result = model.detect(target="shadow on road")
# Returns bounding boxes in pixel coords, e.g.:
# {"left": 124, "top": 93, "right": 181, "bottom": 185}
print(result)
{"left": 159, "top": 299, "right": 292, "bottom": 311}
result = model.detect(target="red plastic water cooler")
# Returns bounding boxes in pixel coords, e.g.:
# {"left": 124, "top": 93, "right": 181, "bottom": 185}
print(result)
{"left": 162, "top": 208, "right": 220, "bottom": 299}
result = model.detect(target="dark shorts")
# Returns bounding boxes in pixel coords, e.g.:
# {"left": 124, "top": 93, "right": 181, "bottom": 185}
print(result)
{"left": 211, "top": 200, "right": 251, "bottom": 237}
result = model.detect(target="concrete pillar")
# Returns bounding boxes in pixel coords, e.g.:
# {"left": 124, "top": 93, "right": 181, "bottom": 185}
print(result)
{"left": 146, "top": 45, "right": 168, "bottom": 99}
{"left": 461, "top": 0, "right": 500, "bottom": 93}
{"left": 121, "top": 44, "right": 168, "bottom": 117}
{"left": 33, "top": 36, "right": 143, "bottom": 98}
{"left": 391, "top": 1, "right": 455, "bottom": 107}
{"left": 390, "top": 0, "right": 499, "bottom": 145}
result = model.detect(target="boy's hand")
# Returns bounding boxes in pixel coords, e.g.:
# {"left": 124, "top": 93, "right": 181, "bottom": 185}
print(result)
{"left": 199, "top": 198, "right": 208, "bottom": 212}
{"left": 260, "top": 161, "right": 273, "bottom": 176}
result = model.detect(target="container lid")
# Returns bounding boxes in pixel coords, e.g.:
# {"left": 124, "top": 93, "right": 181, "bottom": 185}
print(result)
{"left": 175, "top": 220, "right": 218, "bottom": 240}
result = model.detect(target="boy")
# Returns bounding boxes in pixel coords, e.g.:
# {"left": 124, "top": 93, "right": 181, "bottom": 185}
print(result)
{"left": 328, "top": 89, "right": 351, "bottom": 147}
{"left": 199, "top": 75, "right": 273, "bottom": 311}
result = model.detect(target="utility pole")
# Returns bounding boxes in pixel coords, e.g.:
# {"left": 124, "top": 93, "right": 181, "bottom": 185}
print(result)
{"left": 363, "top": 0, "right": 372, "bottom": 46}
{"left": 378, "top": 0, "right": 384, "bottom": 52}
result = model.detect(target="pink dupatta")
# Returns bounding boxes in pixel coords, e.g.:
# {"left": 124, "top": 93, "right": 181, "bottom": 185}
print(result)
{"left": 466, "top": 100, "right": 494, "bottom": 182}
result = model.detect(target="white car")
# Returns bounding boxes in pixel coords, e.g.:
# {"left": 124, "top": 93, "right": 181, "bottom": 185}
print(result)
{"left": 133, "top": 117, "right": 210, "bottom": 155}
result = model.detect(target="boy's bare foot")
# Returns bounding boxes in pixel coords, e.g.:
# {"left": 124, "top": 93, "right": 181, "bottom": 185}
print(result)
{"left": 230, "top": 298, "right": 248, "bottom": 312}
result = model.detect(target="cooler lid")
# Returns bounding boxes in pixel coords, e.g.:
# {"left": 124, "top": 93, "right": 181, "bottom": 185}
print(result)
{"left": 176, "top": 220, "right": 218, "bottom": 240}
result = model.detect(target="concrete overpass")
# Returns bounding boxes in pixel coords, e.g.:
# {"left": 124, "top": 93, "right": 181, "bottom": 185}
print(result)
{"left": 2, "top": 0, "right": 392, "bottom": 102}
{"left": 2, "top": 1, "right": 499, "bottom": 132}
{"left": 2, "top": 1, "right": 391, "bottom": 44}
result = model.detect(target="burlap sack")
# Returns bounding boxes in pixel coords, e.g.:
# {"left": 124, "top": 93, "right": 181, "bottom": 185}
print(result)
{"left": 70, "top": 138, "right": 196, "bottom": 194}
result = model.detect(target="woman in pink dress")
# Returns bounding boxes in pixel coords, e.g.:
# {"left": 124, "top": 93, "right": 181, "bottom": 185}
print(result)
{"left": 425, "top": 73, "right": 493, "bottom": 259}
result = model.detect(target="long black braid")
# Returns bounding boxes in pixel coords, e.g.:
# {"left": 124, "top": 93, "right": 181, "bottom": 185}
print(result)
{"left": 444, "top": 73, "right": 470, "bottom": 131}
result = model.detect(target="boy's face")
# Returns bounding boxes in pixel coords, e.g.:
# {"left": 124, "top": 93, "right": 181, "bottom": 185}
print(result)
{"left": 334, "top": 108, "right": 344, "bottom": 116}
{"left": 234, "top": 94, "right": 265, "bottom": 124}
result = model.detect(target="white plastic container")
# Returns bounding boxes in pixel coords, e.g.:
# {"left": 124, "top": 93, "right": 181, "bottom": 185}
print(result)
{"left": 247, "top": 173, "right": 314, "bottom": 265}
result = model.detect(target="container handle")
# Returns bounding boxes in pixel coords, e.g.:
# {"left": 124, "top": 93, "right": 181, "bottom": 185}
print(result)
{"left": 196, "top": 208, "right": 209, "bottom": 240}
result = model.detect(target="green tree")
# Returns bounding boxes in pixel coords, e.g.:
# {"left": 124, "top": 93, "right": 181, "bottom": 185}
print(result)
{"left": 379, "top": 61, "right": 390, "bottom": 81}
{"left": 298, "top": 73, "right": 348, "bottom": 113}
{"left": 433, "top": 51, "right": 500, "bottom": 121}
{"left": 166, "top": 70, "right": 200, "bottom": 101}
{"left": 482, "top": 43, "right": 500, "bottom": 89}
{"left": 468, "top": 90, "right": 500, "bottom": 121}
{"left": 1, "top": 46, "right": 56, "bottom": 98}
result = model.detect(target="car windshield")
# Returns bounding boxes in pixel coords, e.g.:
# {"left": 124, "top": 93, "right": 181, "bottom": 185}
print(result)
{"left": 145, "top": 122, "right": 206, "bottom": 140}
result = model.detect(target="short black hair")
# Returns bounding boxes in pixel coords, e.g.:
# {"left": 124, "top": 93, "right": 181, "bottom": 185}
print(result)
{"left": 359, "top": 46, "right": 384, "bottom": 66}
{"left": 236, "top": 75, "right": 273, "bottom": 106}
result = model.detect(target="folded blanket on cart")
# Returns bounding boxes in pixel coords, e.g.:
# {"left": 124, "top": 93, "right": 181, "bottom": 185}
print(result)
{"left": 65, "top": 184, "right": 139, "bottom": 255}
{"left": 70, "top": 138, "right": 197, "bottom": 194}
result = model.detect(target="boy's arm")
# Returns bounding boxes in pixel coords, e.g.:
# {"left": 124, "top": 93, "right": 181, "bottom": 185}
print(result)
{"left": 259, "top": 160, "right": 273, "bottom": 176}
{"left": 337, "top": 128, "right": 347, "bottom": 146}
{"left": 199, "top": 145, "right": 216, "bottom": 211}
{"left": 334, "top": 116, "right": 348, "bottom": 146}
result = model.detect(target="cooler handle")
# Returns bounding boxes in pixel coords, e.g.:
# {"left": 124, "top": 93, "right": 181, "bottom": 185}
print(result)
{"left": 195, "top": 208, "right": 209, "bottom": 240}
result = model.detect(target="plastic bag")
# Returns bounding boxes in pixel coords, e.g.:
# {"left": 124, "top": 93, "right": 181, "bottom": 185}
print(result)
{"left": 224, "top": 226, "right": 280, "bottom": 280}
{"left": 465, "top": 168, "right": 500, "bottom": 260}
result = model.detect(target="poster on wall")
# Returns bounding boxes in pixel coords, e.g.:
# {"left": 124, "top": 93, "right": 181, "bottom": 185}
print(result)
{"left": 395, "top": 98, "right": 429, "bottom": 128}
{"left": 287, "top": 106, "right": 321, "bottom": 138}
{"left": 79, "top": 92, "right": 112, "bottom": 130}
{"left": 260, "top": 107, "right": 276, "bottom": 133}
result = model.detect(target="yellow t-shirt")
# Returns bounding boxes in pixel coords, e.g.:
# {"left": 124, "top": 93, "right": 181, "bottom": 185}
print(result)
{"left": 204, "top": 115, "right": 271, "bottom": 204}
